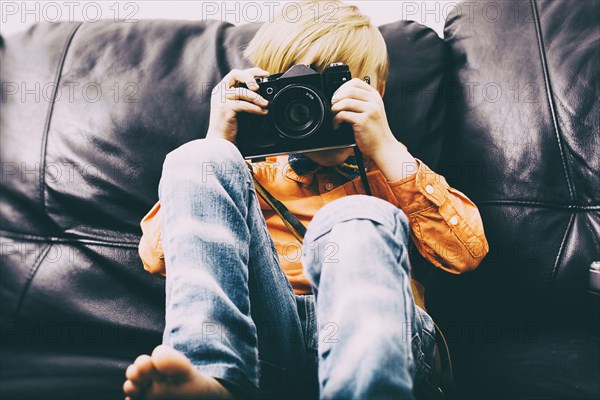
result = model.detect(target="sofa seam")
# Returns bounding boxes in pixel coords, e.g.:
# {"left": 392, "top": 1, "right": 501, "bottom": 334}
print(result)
{"left": 39, "top": 22, "right": 83, "bottom": 217}
{"left": 530, "top": 0, "right": 575, "bottom": 202}
{"left": 0, "top": 230, "right": 139, "bottom": 248}
{"left": 475, "top": 200, "right": 599, "bottom": 210}
{"left": 14, "top": 243, "right": 52, "bottom": 321}
{"left": 214, "top": 21, "right": 233, "bottom": 82}
{"left": 583, "top": 212, "right": 600, "bottom": 257}
{"left": 549, "top": 211, "right": 575, "bottom": 288}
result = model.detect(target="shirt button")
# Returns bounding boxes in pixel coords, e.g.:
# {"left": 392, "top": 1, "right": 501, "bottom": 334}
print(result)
{"left": 449, "top": 216, "right": 459, "bottom": 226}
{"left": 325, "top": 182, "right": 334, "bottom": 191}
{"left": 425, "top": 185, "right": 434, "bottom": 194}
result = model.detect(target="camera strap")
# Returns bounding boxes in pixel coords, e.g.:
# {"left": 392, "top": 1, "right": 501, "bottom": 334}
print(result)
{"left": 353, "top": 147, "right": 372, "bottom": 196}
{"left": 245, "top": 149, "right": 372, "bottom": 244}
{"left": 247, "top": 162, "right": 307, "bottom": 243}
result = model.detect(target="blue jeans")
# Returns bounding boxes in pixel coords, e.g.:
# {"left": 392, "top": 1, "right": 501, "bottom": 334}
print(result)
{"left": 158, "top": 138, "right": 436, "bottom": 399}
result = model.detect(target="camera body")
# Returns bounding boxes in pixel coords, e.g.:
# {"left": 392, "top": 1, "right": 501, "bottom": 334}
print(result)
{"left": 236, "top": 63, "right": 355, "bottom": 159}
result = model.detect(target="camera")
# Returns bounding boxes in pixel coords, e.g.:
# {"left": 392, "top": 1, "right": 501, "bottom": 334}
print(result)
{"left": 235, "top": 63, "right": 355, "bottom": 159}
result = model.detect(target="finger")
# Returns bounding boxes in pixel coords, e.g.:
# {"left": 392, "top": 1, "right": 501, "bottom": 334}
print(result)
{"left": 229, "top": 101, "right": 269, "bottom": 115}
{"left": 332, "top": 84, "right": 373, "bottom": 105}
{"left": 240, "top": 67, "right": 271, "bottom": 91}
{"left": 333, "top": 110, "right": 361, "bottom": 129}
{"left": 224, "top": 87, "right": 269, "bottom": 106}
{"left": 348, "top": 77, "right": 375, "bottom": 91}
{"left": 246, "top": 66, "right": 270, "bottom": 76}
{"left": 337, "top": 77, "right": 373, "bottom": 92}
{"left": 223, "top": 67, "right": 269, "bottom": 90}
{"left": 331, "top": 98, "right": 369, "bottom": 114}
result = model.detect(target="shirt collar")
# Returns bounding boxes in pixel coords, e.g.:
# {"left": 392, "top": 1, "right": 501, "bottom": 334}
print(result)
{"left": 284, "top": 153, "right": 363, "bottom": 184}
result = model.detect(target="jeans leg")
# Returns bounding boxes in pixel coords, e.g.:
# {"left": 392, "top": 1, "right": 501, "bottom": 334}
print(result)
{"left": 295, "top": 294, "right": 320, "bottom": 399}
{"left": 159, "top": 138, "right": 306, "bottom": 398}
{"left": 302, "top": 195, "right": 421, "bottom": 399}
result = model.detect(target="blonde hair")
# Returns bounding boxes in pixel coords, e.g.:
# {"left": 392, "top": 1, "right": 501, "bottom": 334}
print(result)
{"left": 243, "top": 0, "right": 388, "bottom": 92}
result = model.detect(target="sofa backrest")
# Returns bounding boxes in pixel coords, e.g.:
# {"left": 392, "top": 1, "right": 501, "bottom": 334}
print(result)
{"left": 421, "top": 2, "right": 599, "bottom": 397}
{"left": 433, "top": 0, "right": 599, "bottom": 327}
{"left": 0, "top": 18, "right": 446, "bottom": 398}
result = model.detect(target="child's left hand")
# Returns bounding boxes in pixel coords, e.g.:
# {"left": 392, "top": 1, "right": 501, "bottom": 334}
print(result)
{"left": 331, "top": 78, "right": 397, "bottom": 159}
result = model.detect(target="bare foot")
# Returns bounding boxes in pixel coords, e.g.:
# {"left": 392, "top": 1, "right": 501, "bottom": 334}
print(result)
{"left": 123, "top": 345, "right": 234, "bottom": 399}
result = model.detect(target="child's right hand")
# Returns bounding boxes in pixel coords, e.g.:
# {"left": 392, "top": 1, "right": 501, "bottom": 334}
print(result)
{"left": 205, "top": 67, "right": 270, "bottom": 143}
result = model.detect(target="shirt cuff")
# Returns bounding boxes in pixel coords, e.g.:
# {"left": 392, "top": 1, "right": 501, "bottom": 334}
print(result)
{"left": 388, "top": 158, "right": 450, "bottom": 215}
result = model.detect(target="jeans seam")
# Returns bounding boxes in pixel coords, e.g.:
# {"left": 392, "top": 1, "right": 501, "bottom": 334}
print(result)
{"left": 306, "top": 296, "right": 318, "bottom": 351}
{"left": 259, "top": 358, "right": 287, "bottom": 372}
{"left": 422, "top": 327, "right": 436, "bottom": 342}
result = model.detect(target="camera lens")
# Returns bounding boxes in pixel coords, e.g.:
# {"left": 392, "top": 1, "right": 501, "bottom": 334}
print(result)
{"left": 286, "top": 102, "right": 311, "bottom": 126}
{"left": 272, "top": 85, "right": 325, "bottom": 139}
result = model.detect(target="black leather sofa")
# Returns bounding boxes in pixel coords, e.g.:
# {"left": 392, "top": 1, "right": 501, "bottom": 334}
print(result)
{"left": 1, "top": 0, "right": 598, "bottom": 398}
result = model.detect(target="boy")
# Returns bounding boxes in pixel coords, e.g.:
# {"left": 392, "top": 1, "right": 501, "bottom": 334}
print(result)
{"left": 123, "top": 1, "right": 488, "bottom": 398}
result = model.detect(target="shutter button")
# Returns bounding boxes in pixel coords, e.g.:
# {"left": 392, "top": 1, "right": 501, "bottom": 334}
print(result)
{"left": 325, "top": 182, "right": 334, "bottom": 191}
{"left": 425, "top": 185, "right": 434, "bottom": 194}
{"left": 449, "top": 216, "right": 458, "bottom": 226}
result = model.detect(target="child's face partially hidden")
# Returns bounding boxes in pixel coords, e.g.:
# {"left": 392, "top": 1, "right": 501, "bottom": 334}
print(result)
{"left": 300, "top": 58, "right": 384, "bottom": 167}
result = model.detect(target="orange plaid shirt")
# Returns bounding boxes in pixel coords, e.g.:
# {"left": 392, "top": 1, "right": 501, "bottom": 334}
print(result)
{"left": 139, "top": 155, "right": 488, "bottom": 310}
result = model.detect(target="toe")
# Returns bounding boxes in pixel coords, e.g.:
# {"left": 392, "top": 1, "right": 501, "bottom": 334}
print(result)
{"left": 123, "top": 379, "right": 140, "bottom": 396}
{"left": 125, "top": 364, "right": 141, "bottom": 383}
{"left": 134, "top": 354, "right": 156, "bottom": 378}
{"left": 151, "top": 345, "right": 195, "bottom": 377}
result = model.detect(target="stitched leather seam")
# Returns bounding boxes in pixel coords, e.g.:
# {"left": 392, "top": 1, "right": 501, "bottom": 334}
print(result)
{"left": 476, "top": 200, "right": 599, "bottom": 210}
{"left": 584, "top": 212, "right": 600, "bottom": 250}
{"left": 14, "top": 243, "right": 51, "bottom": 321}
{"left": 583, "top": 213, "right": 600, "bottom": 256}
{"left": 39, "top": 22, "right": 83, "bottom": 216}
{"left": 215, "top": 21, "right": 232, "bottom": 83}
{"left": 530, "top": 0, "right": 575, "bottom": 201}
{"left": 549, "top": 212, "right": 575, "bottom": 287}
{"left": 0, "top": 230, "right": 139, "bottom": 248}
